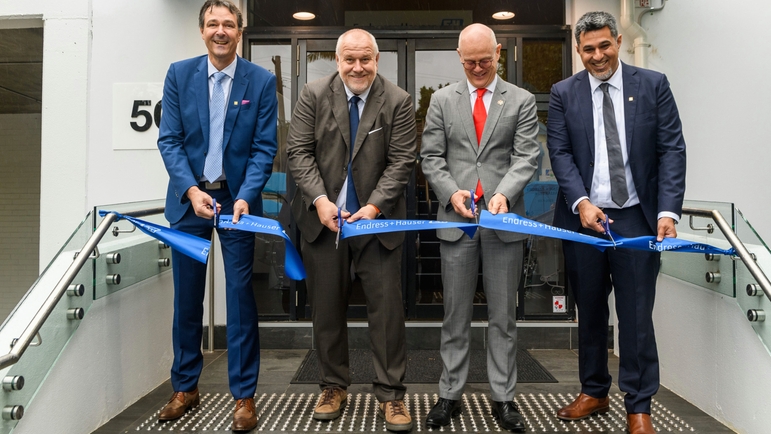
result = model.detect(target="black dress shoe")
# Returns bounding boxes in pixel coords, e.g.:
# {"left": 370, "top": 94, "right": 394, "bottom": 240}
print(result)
{"left": 491, "top": 401, "right": 526, "bottom": 432}
{"left": 425, "top": 398, "right": 462, "bottom": 428}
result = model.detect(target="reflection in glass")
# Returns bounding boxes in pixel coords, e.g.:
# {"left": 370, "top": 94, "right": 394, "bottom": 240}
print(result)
{"left": 249, "top": 43, "right": 293, "bottom": 316}
{"left": 522, "top": 39, "right": 563, "bottom": 94}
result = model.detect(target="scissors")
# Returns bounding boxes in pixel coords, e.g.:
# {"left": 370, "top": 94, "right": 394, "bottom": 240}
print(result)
{"left": 601, "top": 214, "right": 616, "bottom": 249}
{"left": 470, "top": 189, "right": 479, "bottom": 224}
{"left": 335, "top": 207, "right": 342, "bottom": 249}
{"left": 212, "top": 198, "right": 219, "bottom": 228}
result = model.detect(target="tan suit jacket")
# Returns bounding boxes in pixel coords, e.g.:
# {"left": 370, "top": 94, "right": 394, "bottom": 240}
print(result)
{"left": 287, "top": 73, "right": 416, "bottom": 250}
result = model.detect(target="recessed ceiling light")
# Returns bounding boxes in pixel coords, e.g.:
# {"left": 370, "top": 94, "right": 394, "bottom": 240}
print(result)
{"left": 293, "top": 11, "right": 316, "bottom": 20}
{"left": 492, "top": 11, "right": 515, "bottom": 20}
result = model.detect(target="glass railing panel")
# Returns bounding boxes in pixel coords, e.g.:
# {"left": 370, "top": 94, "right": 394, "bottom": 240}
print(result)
{"left": 93, "top": 200, "right": 171, "bottom": 299}
{"left": 733, "top": 207, "right": 771, "bottom": 354}
{"left": 659, "top": 199, "right": 735, "bottom": 297}
{"left": 0, "top": 211, "right": 95, "bottom": 433}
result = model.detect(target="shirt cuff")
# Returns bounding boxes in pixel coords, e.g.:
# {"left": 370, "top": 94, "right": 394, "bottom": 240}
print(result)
{"left": 312, "top": 194, "right": 327, "bottom": 205}
{"left": 571, "top": 196, "right": 589, "bottom": 214}
{"left": 658, "top": 211, "right": 680, "bottom": 223}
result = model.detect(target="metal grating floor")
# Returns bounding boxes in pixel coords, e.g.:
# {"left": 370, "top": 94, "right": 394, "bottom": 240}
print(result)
{"left": 134, "top": 391, "right": 695, "bottom": 432}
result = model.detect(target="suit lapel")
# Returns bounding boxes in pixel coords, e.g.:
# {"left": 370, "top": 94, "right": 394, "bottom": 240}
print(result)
{"left": 354, "top": 76, "right": 385, "bottom": 158}
{"left": 479, "top": 81, "right": 506, "bottom": 152}
{"left": 223, "top": 57, "right": 248, "bottom": 150}
{"left": 454, "top": 81, "right": 478, "bottom": 153}
{"left": 622, "top": 62, "right": 639, "bottom": 153}
{"left": 329, "top": 76, "right": 351, "bottom": 154}
{"left": 574, "top": 71, "right": 595, "bottom": 160}
{"left": 195, "top": 57, "right": 210, "bottom": 148}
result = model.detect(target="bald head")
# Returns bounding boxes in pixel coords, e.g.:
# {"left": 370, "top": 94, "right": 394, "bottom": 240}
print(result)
{"left": 457, "top": 24, "right": 501, "bottom": 89}
{"left": 458, "top": 23, "right": 497, "bottom": 53}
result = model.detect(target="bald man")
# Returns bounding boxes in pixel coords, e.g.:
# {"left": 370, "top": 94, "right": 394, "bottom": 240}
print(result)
{"left": 420, "top": 24, "right": 540, "bottom": 432}
{"left": 287, "top": 29, "right": 416, "bottom": 432}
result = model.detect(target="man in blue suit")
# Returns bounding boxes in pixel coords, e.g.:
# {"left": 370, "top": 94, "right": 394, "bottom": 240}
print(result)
{"left": 547, "top": 11, "right": 686, "bottom": 434}
{"left": 156, "top": 1, "right": 277, "bottom": 430}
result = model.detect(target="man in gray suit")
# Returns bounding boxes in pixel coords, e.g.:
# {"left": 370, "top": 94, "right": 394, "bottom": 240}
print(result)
{"left": 420, "top": 23, "right": 539, "bottom": 432}
{"left": 286, "top": 29, "right": 416, "bottom": 432}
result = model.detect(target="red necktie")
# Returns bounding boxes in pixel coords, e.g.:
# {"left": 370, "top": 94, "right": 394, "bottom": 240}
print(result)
{"left": 472, "top": 88, "right": 486, "bottom": 202}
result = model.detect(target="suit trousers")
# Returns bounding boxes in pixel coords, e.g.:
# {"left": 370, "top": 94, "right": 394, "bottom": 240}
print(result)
{"left": 439, "top": 218, "right": 524, "bottom": 402}
{"left": 561, "top": 205, "right": 660, "bottom": 414}
{"left": 301, "top": 228, "right": 406, "bottom": 402}
{"left": 170, "top": 188, "right": 259, "bottom": 399}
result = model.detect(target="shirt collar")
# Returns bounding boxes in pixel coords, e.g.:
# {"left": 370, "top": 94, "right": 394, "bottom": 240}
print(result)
{"left": 467, "top": 74, "right": 498, "bottom": 96}
{"left": 343, "top": 81, "right": 372, "bottom": 104}
{"left": 207, "top": 56, "right": 238, "bottom": 80}
{"left": 589, "top": 61, "right": 623, "bottom": 93}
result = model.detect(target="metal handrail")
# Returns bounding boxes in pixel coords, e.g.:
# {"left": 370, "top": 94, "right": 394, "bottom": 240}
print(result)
{"left": 683, "top": 206, "right": 771, "bottom": 303}
{"left": 0, "top": 208, "right": 165, "bottom": 371}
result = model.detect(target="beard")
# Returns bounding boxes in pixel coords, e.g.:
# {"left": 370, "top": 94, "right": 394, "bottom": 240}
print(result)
{"left": 589, "top": 66, "right": 615, "bottom": 81}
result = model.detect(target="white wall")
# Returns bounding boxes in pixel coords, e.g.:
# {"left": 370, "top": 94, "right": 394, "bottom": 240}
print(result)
{"left": 655, "top": 275, "right": 771, "bottom": 434}
{"left": 13, "top": 273, "right": 174, "bottom": 434}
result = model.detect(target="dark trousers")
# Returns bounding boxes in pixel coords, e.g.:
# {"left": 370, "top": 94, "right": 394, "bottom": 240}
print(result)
{"left": 562, "top": 205, "right": 660, "bottom": 414}
{"left": 301, "top": 229, "right": 406, "bottom": 402}
{"left": 170, "top": 187, "right": 259, "bottom": 399}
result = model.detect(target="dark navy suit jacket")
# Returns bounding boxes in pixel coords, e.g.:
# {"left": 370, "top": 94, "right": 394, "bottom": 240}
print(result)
{"left": 547, "top": 61, "right": 686, "bottom": 233}
{"left": 158, "top": 55, "right": 278, "bottom": 224}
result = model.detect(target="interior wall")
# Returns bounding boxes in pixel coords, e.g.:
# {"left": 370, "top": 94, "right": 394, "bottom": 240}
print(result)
{"left": 0, "top": 114, "right": 41, "bottom": 319}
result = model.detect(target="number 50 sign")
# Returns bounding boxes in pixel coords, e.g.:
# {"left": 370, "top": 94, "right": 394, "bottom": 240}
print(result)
{"left": 112, "top": 83, "right": 163, "bottom": 150}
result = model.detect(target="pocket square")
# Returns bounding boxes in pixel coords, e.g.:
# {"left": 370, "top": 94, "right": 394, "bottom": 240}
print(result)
{"left": 368, "top": 127, "right": 383, "bottom": 134}
{"left": 241, "top": 99, "right": 251, "bottom": 105}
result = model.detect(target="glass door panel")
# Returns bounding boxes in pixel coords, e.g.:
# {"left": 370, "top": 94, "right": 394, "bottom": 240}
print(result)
{"left": 248, "top": 42, "right": 293, "bottom": 318}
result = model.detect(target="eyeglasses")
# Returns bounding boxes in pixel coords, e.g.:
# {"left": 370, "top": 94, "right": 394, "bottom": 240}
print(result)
{"left": 462, "top": 58, "right": 495, "bottom": 70}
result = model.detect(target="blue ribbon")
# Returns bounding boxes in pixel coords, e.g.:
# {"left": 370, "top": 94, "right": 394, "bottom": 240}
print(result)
{"left": 338, "top": 210, "right": 734, "bottom": 256}
{"left": 217, "top": 214, "right": 307, "bottom": 280}
{"left": 340, "top": 218, "right": 478, "bottom": 240}
{"left": 99, "top": 211, "right": 211, "bottom": 264}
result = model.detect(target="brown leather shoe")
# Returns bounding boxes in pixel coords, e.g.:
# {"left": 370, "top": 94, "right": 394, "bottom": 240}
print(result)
{"left": 378, "top": 400, "right": 413, "bottom": 432}
{"left": 232, "top": 398, "right": 258, "bottom": 431}
{"left": 313, "top": 387, "right": 347, "bottom": 420}
{"left": 158, "top": 389, "right": 200, "bottom": 421}
{"left": 556, "top": 393, "right": 610, "bottom": 421}
{"left": 627, "top": 413, "right": 655, "bottom": 434}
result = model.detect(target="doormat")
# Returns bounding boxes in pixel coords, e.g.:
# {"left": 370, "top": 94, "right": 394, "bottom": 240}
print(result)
{"left": 290, "top": 349, "right": 557, "bottom": 384}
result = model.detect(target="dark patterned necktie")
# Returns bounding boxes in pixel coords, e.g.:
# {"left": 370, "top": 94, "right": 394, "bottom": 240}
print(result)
{"left": 600, "top": 83, "right": 629, "bottom": 207}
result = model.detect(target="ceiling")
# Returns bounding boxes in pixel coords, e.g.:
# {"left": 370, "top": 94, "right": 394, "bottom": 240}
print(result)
{"left": 0, "top": 28, "right": 43, "bottom": 115}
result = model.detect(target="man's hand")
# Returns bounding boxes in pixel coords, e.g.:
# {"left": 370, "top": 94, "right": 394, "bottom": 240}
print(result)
{"left": 315, "top": 196, "right": 350, "bottom": 232}
{"left": 186, "top": 186, "right": 218, "bottom": 219}
{"left": 232, "top": 199, "right": 249, "bottom": 223}
{"left": 657, "top": 217, "right": 677, "bottom": 242}
{"left": 487, "top": 193, "right": 509, "bottom": 215}
{"left": 346, "top": 204, "right": 379, "bottom": 223}
{"left": 577, "top": 199, "right": 611, "bottom": 234}
{"left": 450, "top": 190, "right": 475, "bottom": 219}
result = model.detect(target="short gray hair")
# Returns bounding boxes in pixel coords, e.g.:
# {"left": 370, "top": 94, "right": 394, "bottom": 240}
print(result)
{"left": 336, "top": 29, "right": 379, "bottom": 56}
{"left": 574, "top": 11, "right": 618, "bottom": 46}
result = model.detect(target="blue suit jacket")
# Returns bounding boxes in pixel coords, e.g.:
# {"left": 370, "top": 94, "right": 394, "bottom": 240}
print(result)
{"left": 158, "top": 55, "right": 278, "bottom": 224}
{"left": 547, "top": 62, "right": 686, "bottom": 233}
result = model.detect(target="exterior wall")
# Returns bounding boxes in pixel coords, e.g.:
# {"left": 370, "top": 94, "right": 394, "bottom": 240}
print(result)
{"left": 13, "top": 273, "right": 174, "bottom": 434}
{"left": 0, "top": 114, "right": 41, "bottom": 319}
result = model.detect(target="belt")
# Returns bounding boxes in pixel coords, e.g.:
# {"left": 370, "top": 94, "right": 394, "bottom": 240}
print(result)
{"left": 199, "top": 180, "right": 227, "bottom": 190}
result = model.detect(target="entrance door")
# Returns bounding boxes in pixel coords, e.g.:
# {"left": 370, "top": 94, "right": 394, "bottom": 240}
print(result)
{"left": 246, "top": 30, "right": 573, "bottom": 321}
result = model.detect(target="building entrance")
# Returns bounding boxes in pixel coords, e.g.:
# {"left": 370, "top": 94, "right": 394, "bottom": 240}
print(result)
{"left": 245, "top": 27, "right": 574, "bottom": 321}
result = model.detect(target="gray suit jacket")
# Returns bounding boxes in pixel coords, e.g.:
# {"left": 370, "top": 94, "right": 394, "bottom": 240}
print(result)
{"left": 420, "top": 79, "right": 540, "bottom": 242}
{"left": 287, "top": 73, "right": 417, "bottom": 250}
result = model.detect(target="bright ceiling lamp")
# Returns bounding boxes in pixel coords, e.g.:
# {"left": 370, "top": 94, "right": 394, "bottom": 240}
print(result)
{"left": 492, "top": 11, "right": 515, "bottom": 20}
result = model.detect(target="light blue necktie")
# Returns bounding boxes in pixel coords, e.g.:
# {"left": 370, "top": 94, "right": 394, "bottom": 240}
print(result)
{"left": 347, "top": 95, "right": 361, "bottom": 213}
{"left": 204, "top": 71, "right": 227, "bottom": 183}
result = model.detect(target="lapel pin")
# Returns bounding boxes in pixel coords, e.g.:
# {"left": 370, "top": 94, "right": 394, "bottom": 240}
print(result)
{"left": 233, "top": 101, "right": 239, "bottom": 106}
{"left": 628, "top": 97, "right": 634, "bottom": 102}
{"left": 497, "top": 100, "right": 503, "bottom": 105}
